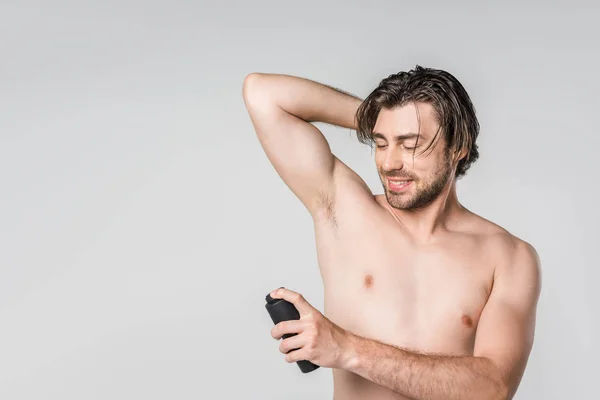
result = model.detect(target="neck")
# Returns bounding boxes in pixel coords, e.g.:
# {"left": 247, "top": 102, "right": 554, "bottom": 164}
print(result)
{"left": 384, "top": 180, "right": 464, "bottom": 243}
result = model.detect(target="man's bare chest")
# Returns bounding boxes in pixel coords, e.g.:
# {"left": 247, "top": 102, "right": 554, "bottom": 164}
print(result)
{"left": 314, "top": 216, "right": 494, "bottom": 354}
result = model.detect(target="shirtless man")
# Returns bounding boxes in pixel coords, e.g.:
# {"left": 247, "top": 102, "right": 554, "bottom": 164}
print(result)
{"left": 242, "top": 65, "right": 542, "bottom": 400}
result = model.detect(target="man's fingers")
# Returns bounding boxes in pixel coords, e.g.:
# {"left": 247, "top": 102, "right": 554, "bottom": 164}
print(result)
{"left": 279, "top": 334, "right": 305, "bottom": 354}
{"left": 285, "top": 348, "right": 306, "bottom": 364}
{"left": 271, "top": 319, "right": 303, "bottom": 340}
{"left": 269, "top": 287, "right": 312, "bottom": 315}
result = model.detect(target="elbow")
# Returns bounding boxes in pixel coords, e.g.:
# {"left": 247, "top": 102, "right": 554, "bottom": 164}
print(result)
{"left": 482, "top": 358, "right": 511, "bottom": 400}
{"left": 490, "top": 379, "right": 510, "bottom": 400}
{"left": 242, "top": 72, "right": 267, "bottom": 102}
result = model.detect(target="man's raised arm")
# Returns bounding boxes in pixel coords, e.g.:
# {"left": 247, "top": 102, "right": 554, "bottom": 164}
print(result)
{"left": 242, "top": 73, "right": 363, "bottom": 215}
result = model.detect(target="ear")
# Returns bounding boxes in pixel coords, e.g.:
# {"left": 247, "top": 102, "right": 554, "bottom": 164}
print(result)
{"left": 453, "top": 147, "right": 468, "bottom": 162}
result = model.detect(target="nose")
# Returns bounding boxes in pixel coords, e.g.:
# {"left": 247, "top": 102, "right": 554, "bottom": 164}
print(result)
{"left": 382, "top": 147, "right": 405, "bottom": 172}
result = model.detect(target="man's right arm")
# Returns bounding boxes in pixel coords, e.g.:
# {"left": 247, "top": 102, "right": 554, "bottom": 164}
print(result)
{"left": 242, "top": 73, "right": 364, "bottom": 215}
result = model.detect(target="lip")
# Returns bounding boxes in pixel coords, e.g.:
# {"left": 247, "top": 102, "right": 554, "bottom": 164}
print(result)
{"left": 387, "top": 179, "right": 413, "bottom": 191}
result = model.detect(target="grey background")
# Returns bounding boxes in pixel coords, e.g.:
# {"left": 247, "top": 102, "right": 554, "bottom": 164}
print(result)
{"left": 1, "top": 1, "right": 598, "bottom": 399}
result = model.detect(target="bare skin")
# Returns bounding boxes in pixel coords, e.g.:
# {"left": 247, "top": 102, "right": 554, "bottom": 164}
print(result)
{"left": 242, "top": 72, "right": 541, "bottom": 400}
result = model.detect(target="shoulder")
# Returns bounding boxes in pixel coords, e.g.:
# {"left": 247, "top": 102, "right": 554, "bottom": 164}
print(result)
{"left": 471, "top": 216, "right": 542, "bottom": 299}
{"left": 465, "top": 213, "right": 541, "bottom": 284}
{"left": 465, "top": 213, "right": 537, "bottom": 257}
{"left": 500, "top": 235, "right": 542, "bottom": 297}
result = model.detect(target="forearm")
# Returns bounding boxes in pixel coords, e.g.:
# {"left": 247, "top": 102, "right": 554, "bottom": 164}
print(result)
{"left": 344, "top": 333, "right": 508, "bottom": 400}
{"left": 244, "top": 73, "right": 362, "bottom": 129}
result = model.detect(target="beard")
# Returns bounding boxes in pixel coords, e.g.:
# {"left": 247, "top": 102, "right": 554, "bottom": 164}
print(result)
{"left": 379, "top": 153, "right": 453, "bottom": 211}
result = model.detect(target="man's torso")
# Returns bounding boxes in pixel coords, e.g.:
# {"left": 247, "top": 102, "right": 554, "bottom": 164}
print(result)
{"left": 311, "top": 171, "right": 514, "bottom": 400}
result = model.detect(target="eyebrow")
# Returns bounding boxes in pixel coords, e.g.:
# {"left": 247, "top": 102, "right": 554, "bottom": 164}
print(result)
{"left": 372, "top": 132, "right": 422, "bottom": 141}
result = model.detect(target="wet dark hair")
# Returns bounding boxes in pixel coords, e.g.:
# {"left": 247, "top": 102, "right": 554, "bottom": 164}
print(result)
{"left": 355, "top": 65, "right": 480, "bottom": 179}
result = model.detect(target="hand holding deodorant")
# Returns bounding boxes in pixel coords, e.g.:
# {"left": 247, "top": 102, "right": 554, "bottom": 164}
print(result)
{"left": 265, "top": 288, "right": 320, "bottom": 373}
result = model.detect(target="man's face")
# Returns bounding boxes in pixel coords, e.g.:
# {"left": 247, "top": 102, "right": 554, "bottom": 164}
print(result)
{"left": 373, "top": 102, "right": 454, "bottom": 210}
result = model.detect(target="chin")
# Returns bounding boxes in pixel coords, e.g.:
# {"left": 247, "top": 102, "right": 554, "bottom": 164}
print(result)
{"left": 385, "top": 191, "right": 415, "bottom": 208}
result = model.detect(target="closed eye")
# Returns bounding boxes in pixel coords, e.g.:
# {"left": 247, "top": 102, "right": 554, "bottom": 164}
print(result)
{"left": 402, "top": 142, "right": 420, "bottom": 150}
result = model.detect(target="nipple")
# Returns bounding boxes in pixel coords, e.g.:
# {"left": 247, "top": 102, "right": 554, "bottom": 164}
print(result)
{"left": 461, "top": 315, "right": 473, "bottom": 328}
{"left": 364, "top": 274, "right": 374, "bottom": 289}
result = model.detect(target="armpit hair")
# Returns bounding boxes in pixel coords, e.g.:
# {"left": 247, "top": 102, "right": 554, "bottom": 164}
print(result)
{"left": 315, "top": 188, "right": 337, "bottom": 229}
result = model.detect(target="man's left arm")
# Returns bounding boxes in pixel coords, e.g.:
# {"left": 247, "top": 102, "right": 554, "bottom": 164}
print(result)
{"left": 342, "top": 239, "right": 542, "bottom": 400}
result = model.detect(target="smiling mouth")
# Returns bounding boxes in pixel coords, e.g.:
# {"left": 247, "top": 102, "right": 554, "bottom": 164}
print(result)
{"left": 387, "top": 179, "right": 413, "bottom": 191}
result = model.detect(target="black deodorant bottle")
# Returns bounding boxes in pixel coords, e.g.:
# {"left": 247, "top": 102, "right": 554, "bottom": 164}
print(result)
{"left": 265, "top": 288, "right": 320, "bottom": 373}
